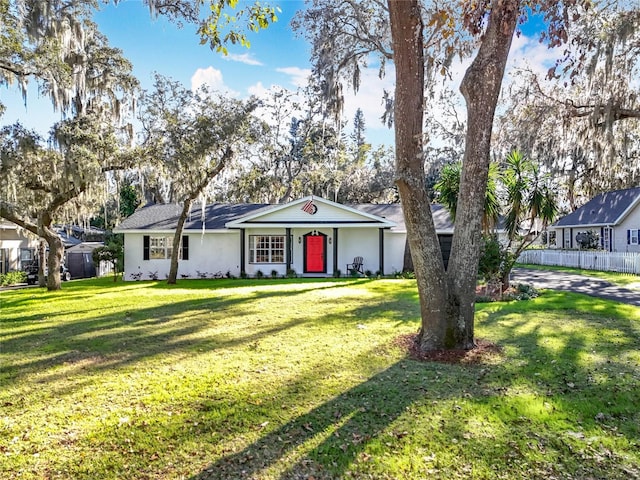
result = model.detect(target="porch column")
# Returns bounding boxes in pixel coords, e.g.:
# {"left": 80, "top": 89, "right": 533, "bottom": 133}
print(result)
{"left": 333, "top": 228, "right": 338, "bottom": 274}
{"left": 286, "top": 228, "right": 291, "bottom": 273}
{"left": 379, "top": 228, "right": 385, "bottom": 275}
{"left": 240, "top": 228, "right": 246, "bottom": 274}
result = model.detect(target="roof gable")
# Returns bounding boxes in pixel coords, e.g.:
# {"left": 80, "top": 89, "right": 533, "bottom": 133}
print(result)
{"left": 226, "top": 196, "right": 396, "bottom": 228}
{"left": 555, "top": 187, "right": 640, "bottom": 228}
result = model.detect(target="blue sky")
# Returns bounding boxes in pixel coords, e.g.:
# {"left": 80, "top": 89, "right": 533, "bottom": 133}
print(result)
{"left": 1, "top": 2, "right": 558, "bottom": 148}
{"left": 1, "top": 0, "right": 396, "bottom": 145}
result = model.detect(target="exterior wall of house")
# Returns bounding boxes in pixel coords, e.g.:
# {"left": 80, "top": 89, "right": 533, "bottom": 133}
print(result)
{"left": 384, "top": 231, "right": 407, "bottom": 274}
{"left": 122, "top": 223, "right": 408, "bottom": 280}
{"left": 123, "top": 231, "right": 241, "bottom": 280}
{"left": 618, "top": 205, "right": 640, "bottom": 253}
{"left": 241, "top": 227, "right": 405, "bottom": 277}
{"left": 551, "top": 202, "right": 640, "bottom": 252}
{"left": 244, "top": 228, "right": 291, "bottom": 277}
{"left": 0, "top": 225, "right": 38, "bottom": 274}
{"left": 335, "top": 228, "right": 379, "bottom": 275}
{"left": 553, "top": 226, "right": 608, "bottom": 250}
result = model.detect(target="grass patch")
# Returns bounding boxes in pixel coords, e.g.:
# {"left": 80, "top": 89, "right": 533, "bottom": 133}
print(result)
{"left": 1, "top": 277, "right": 639, "bottom": 479}
{"left": 517, "top": 263, "right": 640, "bottom": 288}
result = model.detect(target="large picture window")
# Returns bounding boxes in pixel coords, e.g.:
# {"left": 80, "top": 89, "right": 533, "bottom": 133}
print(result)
{"left": 249, "top": 235, "right": 285, "bottom": 263}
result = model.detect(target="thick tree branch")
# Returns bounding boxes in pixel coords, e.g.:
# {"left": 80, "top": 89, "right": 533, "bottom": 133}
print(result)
{"left": 0, "top": 60, "right": 38, "bottom": 78}
{"left": 0, "top": 202, "right": 38, "bottom": 236}
{"left": 565, "top": 100, "right": 640, "bottom": 123}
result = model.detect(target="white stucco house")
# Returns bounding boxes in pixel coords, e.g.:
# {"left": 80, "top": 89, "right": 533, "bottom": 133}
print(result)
{"left": 550, "top": 186, "right": 640, "bottom": 252}
{"left": 115, "top": 196, "right": 458, "bottom": 280}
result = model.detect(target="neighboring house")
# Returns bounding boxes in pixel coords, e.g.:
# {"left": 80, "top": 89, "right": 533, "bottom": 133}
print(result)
{"left": 0, "top": 221, "right": 39, "bottom": 274}
{"left": 114, "top": 196, "right": 458, "bottom": 280}
{"left": 57, "top": 225, "right": 108, "bottom": 279}
{"left": 66, "top": 242, "right": 106, "bottom": 279}
{"left": 56, "top": 225, "right": 105, "bottom": 247}
{"left": 550, "top": 186, "right": 640, "bottom": 252}
{"left": 0, "top": 221, "right": 108, "bottom": 278}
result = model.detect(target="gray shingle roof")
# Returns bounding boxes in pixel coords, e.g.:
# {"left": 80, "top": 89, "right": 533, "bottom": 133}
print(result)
{"left": 116, "top": 203, "right": 270, "bottom": 231}
{"left": 116, "top": 201, "right": 456, "bottom": 233}
{"left": 351, "top": 203, "right": 454, "bottom": 232}
{"left": 554, "top": 187, "right": 640, "bottom": 227}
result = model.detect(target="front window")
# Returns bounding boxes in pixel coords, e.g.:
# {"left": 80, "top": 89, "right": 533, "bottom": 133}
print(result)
{"left": 249, "top": 235, "right": 285, "bottom": 263}
{"left": 603, "top": 228, "right": 611, "bottom": 251}
{"left": 631, "top": 229, "right": 639, "bottom": 245}
{"left": 19, "top": 248, "right": 35, "bottom": 270}
{"left": 150, "top": 236, "right": 174, "bottom": 259}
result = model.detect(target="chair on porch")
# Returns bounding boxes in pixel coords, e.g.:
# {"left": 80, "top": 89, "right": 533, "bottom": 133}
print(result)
{"left": 346, "top": 256, "right": 364, "bottom": 275}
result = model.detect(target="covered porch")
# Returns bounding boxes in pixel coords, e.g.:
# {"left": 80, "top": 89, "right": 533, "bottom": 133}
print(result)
{"left": 225, "top": 197, "right": 401, "bottom": 277}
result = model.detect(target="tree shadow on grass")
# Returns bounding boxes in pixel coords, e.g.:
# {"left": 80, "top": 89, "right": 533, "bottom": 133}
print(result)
{"left": 0, "top": 279, "right": 418, "bottom": 396}
{"left": 476, "top": 291, "right": 640, "bottom": 449}
{"left": 6, "top": 283, "right": 638, "bottom": 478}
{"left": 190, "top": 357, "right": 458, "bottom": 479}
{"left": 0, "top": 284, "right": 342, "bottom": 388}
{"left": 187, "top": 291, "right": 640, "bottom": 480}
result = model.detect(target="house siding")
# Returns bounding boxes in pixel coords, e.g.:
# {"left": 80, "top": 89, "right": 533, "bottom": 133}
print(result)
{"left": 337, "top": 228, "right": 379, "bottom": 275}
{"left": 244, "top": 228, "right": 291, "bottom": 277}
{"left": 251, "top": 201, "right": 370, "bottom": 223}
{"left": 384, "top": 231, "right": 407, "bottom": 274}
{"left": 619, "top": 205, "right": 640, "bottom": 253}
{"left": 122, "top": 227, "right": 407, "bottom": 280}
{"left": 124, "top": 231, "right": 241, "bottom": 280}
{"left": 0, "top": 224, "right": 38, "bottom": 273}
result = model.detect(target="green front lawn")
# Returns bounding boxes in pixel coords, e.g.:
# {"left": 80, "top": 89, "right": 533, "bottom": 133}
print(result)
{"left": 1, "top": 278, "right": 639, "bottom": 479}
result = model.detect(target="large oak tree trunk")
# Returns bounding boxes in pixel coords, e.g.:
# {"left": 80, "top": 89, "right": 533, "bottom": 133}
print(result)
{"left": 167, "top": 198, "right": 192, "bottom": 285}
{"left": 38, "top": 213, "right": 64, "bottom": 291}
{"left": 448, "top": 0, "right": 519, "bottom": 345}
{"left": 388, "top": 0, "right": 519, "bottom": 351}
{"left": 388, "top": 0, "right": 451, "bottom": 350}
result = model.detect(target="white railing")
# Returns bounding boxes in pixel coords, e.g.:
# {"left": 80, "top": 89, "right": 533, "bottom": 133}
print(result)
{"left": 518, "top": 249, "right": 640, "bottom": 275}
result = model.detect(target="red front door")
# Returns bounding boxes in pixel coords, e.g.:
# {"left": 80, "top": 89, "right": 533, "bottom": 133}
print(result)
{"left": 304, "top": 234, "right": 326, "bottom": 273}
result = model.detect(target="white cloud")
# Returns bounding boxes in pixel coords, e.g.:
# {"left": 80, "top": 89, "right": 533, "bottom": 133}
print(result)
{"left": 507, "top": 34, "right": 562, "bottom": 78}
{"left": 276, "top": 66, "right": 312, "bottom": 88}
{"left": 340, "top": 65, "right": 396, "bottom": 143}
{"left": 247, "top": 81, "right": 269, "bottom": 97}
{"left": 190, "top": 66, "right": 239, "bottom": 96}
{"left": 223, "top": 53, "right": 263, "bottom": 66}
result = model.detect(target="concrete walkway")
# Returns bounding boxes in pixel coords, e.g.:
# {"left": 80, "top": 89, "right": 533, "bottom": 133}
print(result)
{"left": 511, "top": 268, "right": 640, "bottom": 307}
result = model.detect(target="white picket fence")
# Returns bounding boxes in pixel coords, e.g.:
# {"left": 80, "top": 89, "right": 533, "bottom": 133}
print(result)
{"left": 518, "top": 249, "right": 640, "bottom": 275}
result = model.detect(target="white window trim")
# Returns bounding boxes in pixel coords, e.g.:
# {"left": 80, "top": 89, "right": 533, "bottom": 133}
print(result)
{"left": 249, "top": 235, "right": 285, "bottom": 264}
{"left": 149, "top": 236, "right": 178, "bottom": 260}
{"left": 631, "top": 229, "right": 639, "bottom": 245}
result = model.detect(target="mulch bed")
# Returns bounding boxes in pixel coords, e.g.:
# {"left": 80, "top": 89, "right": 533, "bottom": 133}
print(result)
{"left": 394, "top": 333, "right": 502, "bottom": 364}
